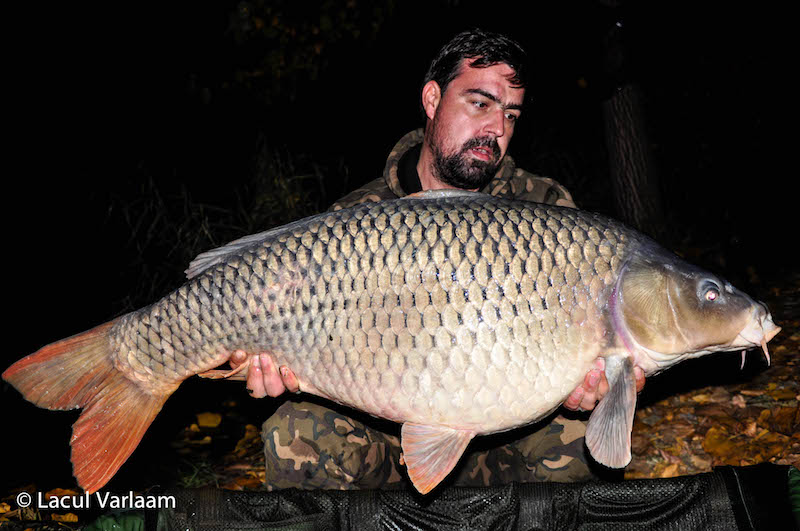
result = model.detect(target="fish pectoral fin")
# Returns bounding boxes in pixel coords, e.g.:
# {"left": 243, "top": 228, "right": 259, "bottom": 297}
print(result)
{"left": 198, "top": 364, "right": 249, "bottom": 381}
{"left": 400, "top": 423, "right": 475, "bottom": 494}
{"left": 584, "top": 355, "right": 637, "bottom": 468}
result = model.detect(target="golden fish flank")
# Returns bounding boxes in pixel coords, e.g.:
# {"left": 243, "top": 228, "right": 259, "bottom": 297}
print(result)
{"left": 3, "top": 190, "right": 779, "bottom": 495}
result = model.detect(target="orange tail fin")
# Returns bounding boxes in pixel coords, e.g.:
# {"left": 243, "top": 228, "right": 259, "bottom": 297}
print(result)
{"left": 2, "top": 320, "right": 168, "bottom": 493}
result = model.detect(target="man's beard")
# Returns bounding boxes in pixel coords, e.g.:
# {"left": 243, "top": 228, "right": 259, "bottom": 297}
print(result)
{"left": 431, "top": 135, "right": 502, "bottom": 190}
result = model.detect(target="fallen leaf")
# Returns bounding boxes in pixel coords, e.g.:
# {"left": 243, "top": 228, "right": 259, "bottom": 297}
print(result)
{"left": 757, "top": 409, "right": 772, "bottom": 429}
{"left": 703, "top": 426, "right": 739, "bottom": 463}
{"left": 196, "top": 412, "right": 222, "bottom": 429}
{"left": 0, "top": 503, "right": 9, "bottom": 514}
{"left": 43, "top": 488, "right": 80, "bottom": 500}
{"left": 51, "top": 513, "right": 78, "bottom": 523}
{"left": 659, "top": 463, "right": 680, "bottom": 478}
{"left": 767, "top": 387, "right": 797, "bottom": 401}
{"left": 766, "top": 407, "right": 799, "bottom": 435}
{"left": 731, "top": 395, "right": 747, "bottom": 408}
{"left": 751, "top": 430, "right": 791, "bottom": 460}
{"left": 690, "top": 455, "right": 712, "bottom": 469}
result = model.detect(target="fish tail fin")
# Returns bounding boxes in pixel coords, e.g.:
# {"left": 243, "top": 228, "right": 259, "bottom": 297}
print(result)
{"left": 2, "top": 319, "right": 168, "bottom": 493}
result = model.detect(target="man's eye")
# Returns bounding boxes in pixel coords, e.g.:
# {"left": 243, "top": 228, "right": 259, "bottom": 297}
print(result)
{"left": 505, "top": 113, "right": 518, "bottom": 122}
{"left": 472, "top": 101, "right": 487, "bottom": 109}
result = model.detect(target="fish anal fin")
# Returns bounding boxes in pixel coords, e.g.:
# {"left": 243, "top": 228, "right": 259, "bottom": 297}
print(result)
{"left": 585, "top": 355, "right": 637, "bottom": 468}
{"left": 400, "top": 423, "right": 474, "bottom": 494}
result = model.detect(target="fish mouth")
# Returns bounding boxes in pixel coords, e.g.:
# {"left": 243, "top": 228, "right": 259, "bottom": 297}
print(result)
{"left": 732, "top": 307, "right": 781, "bottom": 368}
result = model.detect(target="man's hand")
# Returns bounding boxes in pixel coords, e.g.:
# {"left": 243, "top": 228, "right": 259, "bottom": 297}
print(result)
{"left": 229, "top": 351, "right": 300, "bottom": 398}
{"left": 230, "top": 350, "right": 644, "bottom": 408}
{"left": 563, "top": 359, "right": 646, "bottom": 411}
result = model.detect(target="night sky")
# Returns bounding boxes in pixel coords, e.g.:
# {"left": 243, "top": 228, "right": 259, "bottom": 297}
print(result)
{"left": 2, "top": 1, "right": 792, "bottom": 493}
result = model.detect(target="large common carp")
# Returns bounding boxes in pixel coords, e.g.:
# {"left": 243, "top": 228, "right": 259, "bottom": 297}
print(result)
{"left": 4, "top": 191, "right": 779, "bottom": 494}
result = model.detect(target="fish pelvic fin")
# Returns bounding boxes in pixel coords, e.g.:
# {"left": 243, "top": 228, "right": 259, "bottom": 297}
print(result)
{"left": 400, "top": 423, "right": 475, "bottom": 494}
{"left": 2, "top": 319, "right": 168, "bottom": 494}
{"left": 584, "top": 355, "right": 637, "bottom": 468}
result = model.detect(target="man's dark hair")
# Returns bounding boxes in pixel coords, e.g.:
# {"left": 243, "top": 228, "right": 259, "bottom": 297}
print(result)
{"left": 422, "top": 28, "right": 528, "bottom": 96}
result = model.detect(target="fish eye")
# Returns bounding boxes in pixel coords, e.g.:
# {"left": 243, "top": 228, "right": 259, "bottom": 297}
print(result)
{"left": 705, "top": 287, "right": 720, "bottom": 301}
{"left": 700, "top": 280, "right": 721, "bottom": 302}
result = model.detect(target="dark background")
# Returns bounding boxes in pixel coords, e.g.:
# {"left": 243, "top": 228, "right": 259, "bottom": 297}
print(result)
{"left": 2, "top": 1, "right": 792, "bottom": 493}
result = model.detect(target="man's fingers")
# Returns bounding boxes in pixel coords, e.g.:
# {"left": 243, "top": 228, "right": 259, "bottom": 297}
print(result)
{"left": 578, "top": 370, "right": 600, "bottom": 411}
{"left": 229, "top": 349, "right": 248, "bottom": 369}
{"left": 279, "top": 366, "right": 300, "bottom": 393}
{"left": 564, "top": 363, "right": 645, "bottom": 412}
{"left": 563, "top": 386, "right": 585, "bottom": 411}
{"left": 579, "top": 389, "right": 599, "bottom": 411}
{"left": 597, "top": 371, "right": 609, "bottom": 398}
{"left": 246, "top": 354, "right": 268, "bottom": 398}
{"left": 634, "top": 366, "right": 646, "bottom": 393}
{"left": 260, "top": 354, "right": 288, "bottom": 397}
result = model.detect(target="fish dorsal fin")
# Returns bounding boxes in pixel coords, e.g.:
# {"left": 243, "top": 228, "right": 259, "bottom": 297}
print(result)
{"left": 400, "top": 422, "right": 475, "bottom": 494}
{"left": 186, "top": 191, "right": 484, "bottom": 279}
{"left": 185, "top": 213, "right": 330, "bottom": 279}
{"left": 402, "top": 189, "right": 484, "bottom": 200}
{"left": 585, "top": 355, "right": 637, "bottom": 468}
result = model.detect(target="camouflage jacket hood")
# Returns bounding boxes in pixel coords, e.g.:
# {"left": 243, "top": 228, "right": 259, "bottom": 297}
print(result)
{"left": 330, "top": 129, "right": 576, "bottom": 211}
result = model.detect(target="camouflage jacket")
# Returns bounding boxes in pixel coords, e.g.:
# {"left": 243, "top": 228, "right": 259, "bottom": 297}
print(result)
{"left": 330, "top": 129, "right": 576, "bottom": 211}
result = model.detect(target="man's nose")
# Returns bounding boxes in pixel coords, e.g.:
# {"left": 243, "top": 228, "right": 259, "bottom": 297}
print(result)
{"left": 483, "top": 109, "right": 506, "bottom": 137}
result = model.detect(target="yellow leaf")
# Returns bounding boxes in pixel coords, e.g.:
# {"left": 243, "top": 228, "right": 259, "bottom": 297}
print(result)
{"left": 703, "top": 426, "right": 737, "bottom": 461}
{"left": 43, "top": 488, "right": 80, "bottom": 500}
{"left": 659, "top": 463, "right": 680, "bottom": 478}
{"left": 196, "top": 412, "right": 222, "bottom": 428}
{"left": 51, "top": 513, "right": 78, "bottom": 523}
{"left": 0, "top": 503, "right": 9, "bottom": 513}
{"left": 768, "top": 388, "right": 797, "bottom": 400}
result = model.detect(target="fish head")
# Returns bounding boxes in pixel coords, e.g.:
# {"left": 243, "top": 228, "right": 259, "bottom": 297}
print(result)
{"left": 615, "top": 247, "right": 780, "bottom": 373}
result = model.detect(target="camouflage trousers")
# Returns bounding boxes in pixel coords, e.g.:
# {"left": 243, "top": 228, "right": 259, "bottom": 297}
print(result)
{"left": 261, "top": 400, "right": 594, "bottom": 490}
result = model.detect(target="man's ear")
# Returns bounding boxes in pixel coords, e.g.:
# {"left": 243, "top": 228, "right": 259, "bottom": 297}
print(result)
{"left": 421, "top": 80, "right": 442, "bottom": 121}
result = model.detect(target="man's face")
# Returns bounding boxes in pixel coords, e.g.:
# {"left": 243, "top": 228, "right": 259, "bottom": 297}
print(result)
{"left": 426, "top": 60, "right": 524, "bottom": 190}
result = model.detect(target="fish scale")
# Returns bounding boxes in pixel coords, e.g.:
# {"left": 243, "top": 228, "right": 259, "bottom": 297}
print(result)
{"left": 5, "top": 190, "right": 778, "bottom": 494}
{"left": 110, "top": 194, "right": 626, "bottom": 431}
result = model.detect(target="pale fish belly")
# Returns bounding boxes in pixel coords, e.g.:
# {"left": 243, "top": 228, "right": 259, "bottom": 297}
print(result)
{"left": 243, "top": 232, "right": 615, "bottom": 433}
{"left": 263, "top": 300, "right": 607, "bottom": 433}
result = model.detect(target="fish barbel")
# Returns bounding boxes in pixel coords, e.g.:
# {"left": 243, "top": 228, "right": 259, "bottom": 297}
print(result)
{"left": 3, "top": 190, "right": 779, "bottom": 494}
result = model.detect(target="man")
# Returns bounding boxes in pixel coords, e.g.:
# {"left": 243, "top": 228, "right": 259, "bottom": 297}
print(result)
{"left": 232, "top": 28, "right": 645, "bottom": 489}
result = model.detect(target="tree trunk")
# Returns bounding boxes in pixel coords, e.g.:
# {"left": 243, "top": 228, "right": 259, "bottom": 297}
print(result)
{"left": 602, "top": 83, "right": 665, "bottom": 239}
{"left": 598, "top": 2, "right": 665, "bottom": 240}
